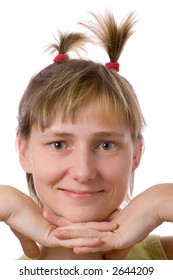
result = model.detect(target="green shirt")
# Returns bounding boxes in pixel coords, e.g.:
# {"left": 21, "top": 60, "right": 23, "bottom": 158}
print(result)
{"left": 125, "top": 235, "right": 167, "bottom": 260}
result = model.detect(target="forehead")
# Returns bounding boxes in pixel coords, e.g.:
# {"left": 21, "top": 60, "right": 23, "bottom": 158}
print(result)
{"left": 42, "top": 103, "right": 131, "bottom": 137}
{"left": 30, "top": 87, "right": 137, "bottom": 140}
{"left": 55, "top": 99, "right": 129, "bottom": 128}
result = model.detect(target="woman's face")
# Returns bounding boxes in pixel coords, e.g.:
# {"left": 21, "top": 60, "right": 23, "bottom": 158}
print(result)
{"left": 18, "top": 104, "right": 141, "bottom": 222}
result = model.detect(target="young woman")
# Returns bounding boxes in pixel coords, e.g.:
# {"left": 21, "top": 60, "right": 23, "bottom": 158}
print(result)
{"left": 1, "top": 10, "right": 173, "bottom": 259}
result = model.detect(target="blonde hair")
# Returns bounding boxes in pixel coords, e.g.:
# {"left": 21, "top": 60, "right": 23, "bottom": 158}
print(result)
{"left": 17, "top": 11, "right": 145, "bottom": 206}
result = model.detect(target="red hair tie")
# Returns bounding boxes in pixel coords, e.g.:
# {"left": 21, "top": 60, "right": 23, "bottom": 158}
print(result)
{"left": 105, "top": 62, "right": 120, "bottom": 72}
{"left": 54, "top": 54, "right": 68, "bottom": 63}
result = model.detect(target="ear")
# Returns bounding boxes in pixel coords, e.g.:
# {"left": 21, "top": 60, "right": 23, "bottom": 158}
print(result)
{"left": 132, "top": 138, "right": 143, "bottom": 172}
{"left": 17, "top": 134, "right": 32, "bottom": 173}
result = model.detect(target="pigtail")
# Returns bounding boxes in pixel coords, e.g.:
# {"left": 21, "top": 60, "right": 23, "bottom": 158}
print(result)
{"left": 79, "top": 11, "right": 136, "bottom": 68}
{"left": 47, "top": 31, "right": 89, "bottom": 61}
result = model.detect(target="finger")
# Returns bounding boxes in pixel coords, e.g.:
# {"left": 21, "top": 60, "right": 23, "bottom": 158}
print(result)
{"left": 55, "top": 221, "right": 118, "bottom": 232}
{"left": 20, "top": 239, "right": 40, "bottom": 259}
{"left": 73, "top": 231, "right": 130, "bottom": 255}
{"left": 77, "top": 221, "right": 118, "bottom": 231}
{"left": 43, "top": 210, "right": 72, "bottom": 226}
{"left": 56, "top": 237, "right": 103, "bottom": 248}
{"left": 12, "top": 229, "right": 40, "bottom": 259}
{"left": 54, "top": 228, "right": 107, "bottom": 239}
{"left": 73, "top": 233, "right": 114, "bottom": 254}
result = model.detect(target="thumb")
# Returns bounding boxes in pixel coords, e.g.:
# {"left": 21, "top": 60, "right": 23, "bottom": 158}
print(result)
{"left": 11, "top": 228, "right": 40, "bottom": 259}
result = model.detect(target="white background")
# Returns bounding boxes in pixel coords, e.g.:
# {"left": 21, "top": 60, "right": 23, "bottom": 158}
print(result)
{"left": 0, "top": 0, "right": 172, "bottom": 260}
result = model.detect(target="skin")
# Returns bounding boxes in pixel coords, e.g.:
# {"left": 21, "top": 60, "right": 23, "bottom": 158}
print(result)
{"left": 17, "top": 104, "right": 141, "bottom": 259}
{"left": 1, "top": 184, "right": 173, "bottom": 259}
{"left": 0, "top": 185, "right": 59, "bottom": 258}
{"left": 4, "top": 103, "right": 172, "bottom": 259}
{"left": 47, "top": 184, "right": 173, "bottom": 260}
{"left": 0, "top": 184, "right": 118, "bottom": 259}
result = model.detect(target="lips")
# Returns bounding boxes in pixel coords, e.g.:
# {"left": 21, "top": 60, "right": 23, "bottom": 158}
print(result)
{"left": 58, "top": 188, "right": 104, "bottom": 198}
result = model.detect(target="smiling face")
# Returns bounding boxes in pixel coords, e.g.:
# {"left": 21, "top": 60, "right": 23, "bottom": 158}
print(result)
{"left": 18, "top": 104, "right": 141, "bottom": 222}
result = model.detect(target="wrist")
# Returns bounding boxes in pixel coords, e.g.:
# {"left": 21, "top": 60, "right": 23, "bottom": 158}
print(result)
{"left": 0, "top": 185, "right": 28, "bottom": 222}
{"left": 156, "top": 183, "right": 173, "bottom": 223}
{"left": 0, "top": 185, "right": 16, "bottom": 220}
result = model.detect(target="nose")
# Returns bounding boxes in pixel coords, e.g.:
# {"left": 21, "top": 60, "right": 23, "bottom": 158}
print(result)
{"left": 68, "top": 147, "right": 97, "bottom": 183}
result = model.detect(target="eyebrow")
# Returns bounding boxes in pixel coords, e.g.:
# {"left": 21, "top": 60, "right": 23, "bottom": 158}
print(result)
{"left": 40, "top": 131, "right": 125, "bottom": 139}
{"left": 92, "top": 131, "right": 125, "bottom": 138}
{"left": 40, "top": 132, "right": 74, "bottom": 138}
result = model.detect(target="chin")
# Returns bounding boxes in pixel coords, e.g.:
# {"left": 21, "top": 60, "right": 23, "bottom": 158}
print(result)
{"left": 65, "top": 212, "right": 107, "bottom": 223}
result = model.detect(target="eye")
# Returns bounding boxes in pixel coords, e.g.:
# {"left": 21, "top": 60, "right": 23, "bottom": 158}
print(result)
{"left": 50, "top": 141, "right": 67, "bottom": 150}
{"left": 98, "top": 141, "right": 116, "bottom": 151}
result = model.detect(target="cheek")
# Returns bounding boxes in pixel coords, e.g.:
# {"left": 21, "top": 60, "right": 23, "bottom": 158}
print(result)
{"left": 30, "top": 151, "right": 63, "bottom": 182}
{"left": 104, "top": 155, "right": 133, "bottom": 184}
{"left": 30, "top": 157, "right": 64, "bottom": 203}
{"left": 105, "top": 154, "right": 133, "bottom": 199}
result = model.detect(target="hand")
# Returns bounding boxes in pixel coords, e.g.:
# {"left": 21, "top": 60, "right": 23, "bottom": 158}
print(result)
{"left": 1, "top": 185, "right": 108, "bottom": 258}
{"left": 0, "top": 185, "right": 60, "bottom": 258}
{"left": 43, "top": 209, "right": 73, "bottom": 227}
{"left": 42, "top": 184, "right": 173, "bottom": 259}
{"left": 44, "top": 216, "right": 128, "bottom": 259}
{"left": 11, "top": 229, "right": 40, "bottom": 259}
{"left": 46, "top": 185, "right": 168, "bottom": 259}
{"left": 44, "top": 209, "right": 120, "bottom": 255}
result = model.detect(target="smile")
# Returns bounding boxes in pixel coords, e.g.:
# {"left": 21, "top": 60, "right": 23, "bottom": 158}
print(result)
{"left": 58, "top": 188, "right": 104, "bottom": 198}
